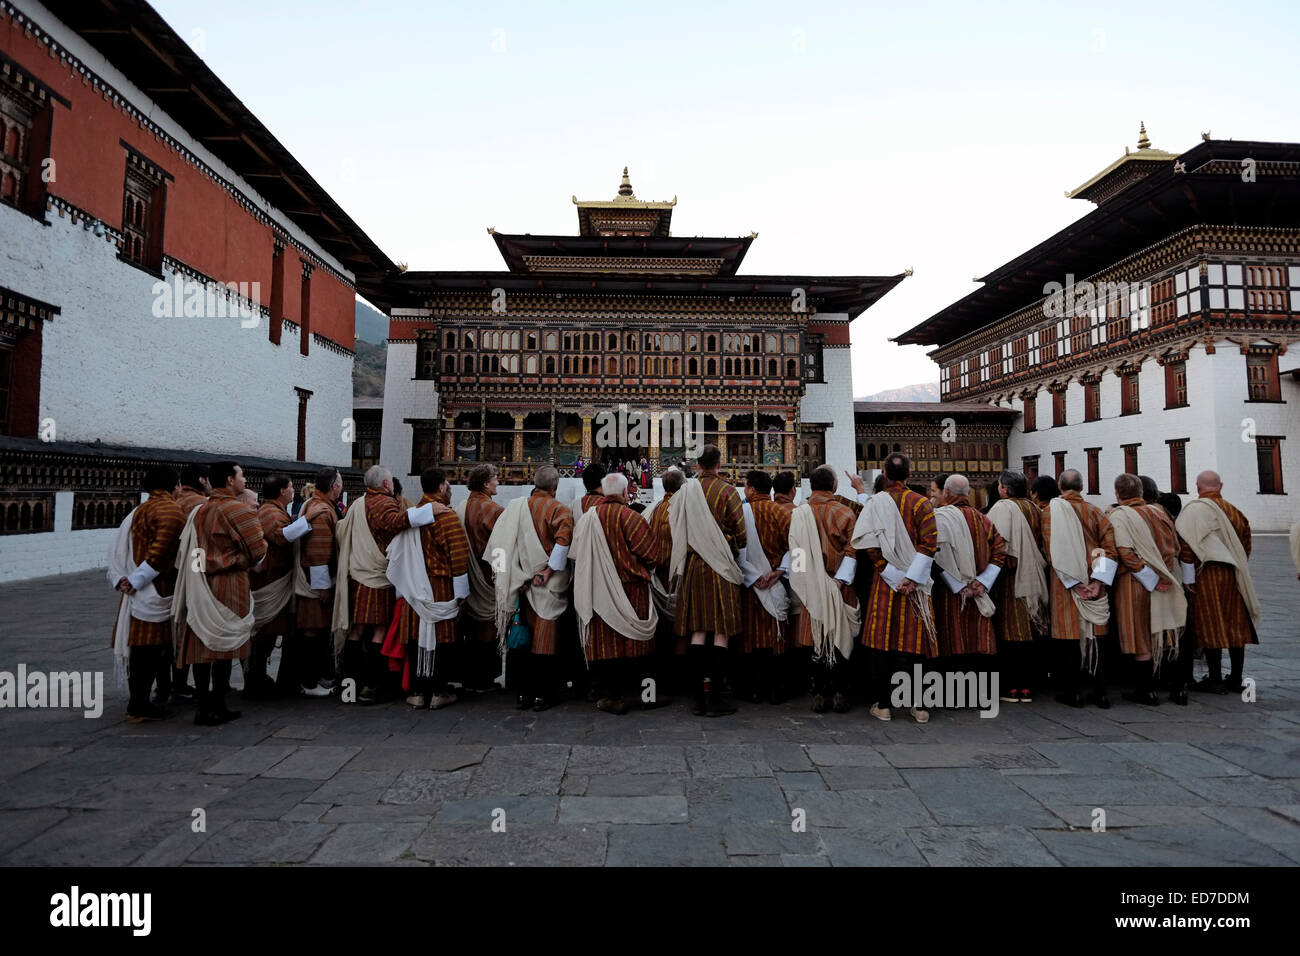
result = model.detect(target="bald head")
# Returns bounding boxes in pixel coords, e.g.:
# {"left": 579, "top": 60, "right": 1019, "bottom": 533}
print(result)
{"left": 1196, "top": 470, "right": 1222, "bottom": 494}
{"left": 943, "top": 474, "right": 971, "bottom": 497}
{"left": 1059, "top": 469, "right": 1083, "bottom": 493}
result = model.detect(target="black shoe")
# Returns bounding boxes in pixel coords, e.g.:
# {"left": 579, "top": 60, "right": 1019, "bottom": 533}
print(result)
{"left": 638, "top": 694, "right": 672, "bottom": 711}
{"left": 150, "top": 691, "right": 169, "bottom": 707}
{"left": 1193, "top": 676, "right": 1226, "bottom": 694}
{"left": 1222, "top": 678, "right": 1246, "bottom": 694}
{"left": 832, "top": 692, "right": 850, "bottom": 714}
{"left": 1091, "top": 692, "right": 1111, "bottom": 710}
{"left": 810, "top": 693, "right": 827, "bottom": 714}
{"left": 1170, "top": 685, "right": 1189, "bottom": 706}
{"left": 767, "top": 688, "right": 784, "bottom": 706}
{"left": 531, "top": 695, "right": 553, "bottom": 712}
{"left": 1122, "top": 689, "right": 1160, "bottom": 706}
{"left": 169, "top": 684, "right": 196, "bottom": 701}
{"left": 194, "top": 707, "right": 238, "bottom": 726}
{"left": 1054, "top": 691, "right": 1086, "bottom": 708}
{"left": 515, "top": 694, "right": 531, "bottom": 711}
{"left": 691, "top": 692, "right": 707, "bottom": 717}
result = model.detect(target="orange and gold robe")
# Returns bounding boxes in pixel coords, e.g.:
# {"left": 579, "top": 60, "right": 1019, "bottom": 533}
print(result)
{"left": 396, "top": 491, "right": 471, "bottom": 646}
{"left": 177, "top": 488, "right": 267, "bottom": 665}
{"left": 1107, "top": 498, "right": 1179, "bottom": 657}
{"left": 587, "top": 499, "right": 658, "bottom": 661}
{"left": 993, "top": 497, "right": 1041, "bottom": 643}
{"left": 1041, "top": 490, "right": 1117, "bottom": 641}
{"left": 742, "top": 496, "right": 792, "bottom": 654}
{"left": 350, "top": 491, "right": 411, "bottom": 626}
{"left": 111, "top": 489, "right": 184, "bottom": 649}
{"left": 296, "top": 491, "right": 338, "bottom": 630}
{"left": 1179, "top": 492, "right": 1256, "bottom": 649}
{"left": 524, "top": 489, "right": 574, "bottom": 656}
{"left": 933, "top": 496, "right": 1006, "bottom": 657}
{"left": 579, "top": 492, "right": 604, "bottom": 515}
{"left": 463, "top": 489, "right": 504, "bottom": 641}
{"left": 676, "top": 473, "right": 746, "bottom": 638}
{"left": 249, "top": 500, "right": 294, "bottom": 637}
{"left": 794, "top": 490, "right": 858, "bottom": 649}
{"left": 861, "top": 481, "right": 938, "bottom": 656}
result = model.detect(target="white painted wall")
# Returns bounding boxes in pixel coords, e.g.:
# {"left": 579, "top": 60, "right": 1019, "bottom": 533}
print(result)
{"left": 1, "top": 205, "right": 354, "bottom": 464}
{"left": 1004, "top": 344, "right": 1299, "bottom": 531}
{"left": 801, "top": 329, "right": 857, "bottom": 480}
{"left": 0, "top": 492, "right": 134, "bottom": 582}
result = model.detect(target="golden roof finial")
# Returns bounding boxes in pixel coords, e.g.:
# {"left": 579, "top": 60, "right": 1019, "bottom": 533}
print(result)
{"left": 1137, "top": 121, "right": 1150, "bottom": 150}
{"left": 618, "top": 166, "right": 634, "bottom": 198}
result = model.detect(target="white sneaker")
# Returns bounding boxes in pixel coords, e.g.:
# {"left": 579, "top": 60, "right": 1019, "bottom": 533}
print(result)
{"left": 429, "top": 692, "right": 458, "bottom": 710}
{"left": 868, "top": 703, "right": 892, "bottom": 722}
{"left": 405, "top": 694, "right": 427, "bottom": 709}
{"left": 300, "top": 684, "right": 332, "bottom": 698}
{"left": 910, "top": 707, "right": 930, "bottom": 724}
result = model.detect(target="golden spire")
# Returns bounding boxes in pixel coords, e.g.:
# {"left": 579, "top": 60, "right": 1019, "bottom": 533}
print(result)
{"left": 1137, "top": 121, "right": 1150, "bottom": 150}
{"left": 618, "top": 166, "right": 634, "bottom": 198}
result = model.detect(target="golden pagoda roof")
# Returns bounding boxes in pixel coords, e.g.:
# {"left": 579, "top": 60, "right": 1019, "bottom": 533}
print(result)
{"left": 574, "top": 168, "right": 676, "bottom": 236}
{"left": 1066, "top": 123, "right": 1178, "bottom": 202}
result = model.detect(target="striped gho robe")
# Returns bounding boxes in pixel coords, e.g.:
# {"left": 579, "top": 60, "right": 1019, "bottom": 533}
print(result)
{"left": 175, "top": 486, "right": 207, "bottom": 517}
{"left": 350, "top": 491, "right": 412, "bottom": 626}
{"left": 396, "top": 491, "right": 471, "bottom": 646}
{"left": 933, "top": 495, "right": 1006, "bottom": 657}
{"left": 675, "top": 472, "right": 747, "bottom": 638}
{"left": 773, "top": 491, "right": 797, "bottom": 514}
{"left": 1178, "top": 491, "right": 1256, "bottom": 649}
{"left": 250, "top": 500, "right": 294, "bottom": 636}
{"left": 177, "top": 488, "right": 268, "bottom": 665}
{"left": 463, "top": 489, "right": 505, "bottom": 642}
{"left": 1107, "top": 497, "right": 1179, "bottom": 657}
{"left": 742, "top": 495, "right": 792, "bottom": 654}
{"left": 993, "top": 496, "right": 1042, "bottom": 643}
{"left": 111, "top": 489, "right": 185, "bottom": 649}
{"left": 579, "top": 493, "right": 604, "bottom": 515}
{"left": 861, "top": 481, "right": 939, "bottom": 656}
{"left": 794, "top": 490, "right": 859, "bottom": 649}
{"left": 524, "top": 489, "right": 574, "bottom": 655}
{"left": 1040, "top": 490, "right": 1117, "bottom": 641}
{"left": 587, "top": 498, "right": 658, "bottom": 661}
{"left": 296, "top": 491, "right": 338, "bottom": 630}
{"left": 647, "top": 491, "right": 675, "bottom": 590}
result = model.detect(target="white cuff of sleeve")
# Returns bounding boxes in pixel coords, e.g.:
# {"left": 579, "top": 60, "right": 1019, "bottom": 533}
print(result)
{"left": 1134, "top": 564, "right": 1160, "bottom": 592}
{"left": 252, "top": 556, "right": 265, "bottom": 572}
{"left": 856, "top": 491, "right": 870, "bottom": 505}
{"left": 309, "top": 565, "right": 332, "bottom": 590}
{"left": 1181, "top": 561, "right": 1196, "bottom": 585}
{"left": 407, "top": 503, "right": 435, "bottom": 527}
{"left": 1056, "top": 569, "right": 1080, "bottom": 589}
{"left": 976, "top": 564, "right": 1001, "bottom": 591}
{"left": 880, "top": 565, "right": 907, "bottom": 591}
{"left": 283, "top": 514, "right": 311, "bottom": 542}
{"left": 834, "top": 556, "right": 857, "bottom": 584}
{"left": 548, "top": 544, "right": 569, "bottom": 571}
{"left": 453, "top": 574, "right": 470, "bottom": 600}
{"left": 941, "top": 570, "right": 965, "bottom": 594}
{"left": 1090, "top": 555, "right": 1118, "bottom": 586}
{"left": 778, "top": 551, "right": 791, "bottom": 575}
{"left": 127, "top": 562, "right": 159, "bottom": 590}
{"left": 905, "top": 554, "right": 933, "bottom": 583}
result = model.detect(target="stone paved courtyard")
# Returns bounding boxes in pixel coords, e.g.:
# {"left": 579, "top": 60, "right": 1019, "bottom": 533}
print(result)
{"left": 1, "top": 537, "right": 1297, "bottom": 866}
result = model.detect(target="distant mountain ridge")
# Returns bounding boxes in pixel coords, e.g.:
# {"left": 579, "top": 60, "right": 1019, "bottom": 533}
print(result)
{"left": 855, "top": 382, "right": 940, "bottom": 403}
{"left": 355, "top": 299, "right": 389, "bottom": 344}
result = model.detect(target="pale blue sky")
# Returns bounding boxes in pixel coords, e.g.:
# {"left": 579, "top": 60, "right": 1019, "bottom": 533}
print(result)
{"left": 152, "top": 0, "right": 1300, "bottom": 393}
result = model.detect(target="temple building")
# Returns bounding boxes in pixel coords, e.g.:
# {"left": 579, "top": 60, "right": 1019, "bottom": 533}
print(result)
{"left": 854, "top": 401, "right": 1018, "bottom": 506}
{"left": 381, "top": 169, "right": 906, "bottom": 499}
{"left": 896, "top": 128, "right": 1300, "bottom": 530}
{"left": 0, "top": 0, "right": 390, "bottom": 579}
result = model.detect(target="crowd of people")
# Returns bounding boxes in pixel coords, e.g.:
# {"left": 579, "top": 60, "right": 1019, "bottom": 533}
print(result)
{"left": 108, "top": 446, "right": 1266, "bottom": 725}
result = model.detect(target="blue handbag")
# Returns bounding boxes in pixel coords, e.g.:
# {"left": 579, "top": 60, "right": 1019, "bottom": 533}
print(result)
{"left": 506, "top": 596, "right": 532, "bottom": 651}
